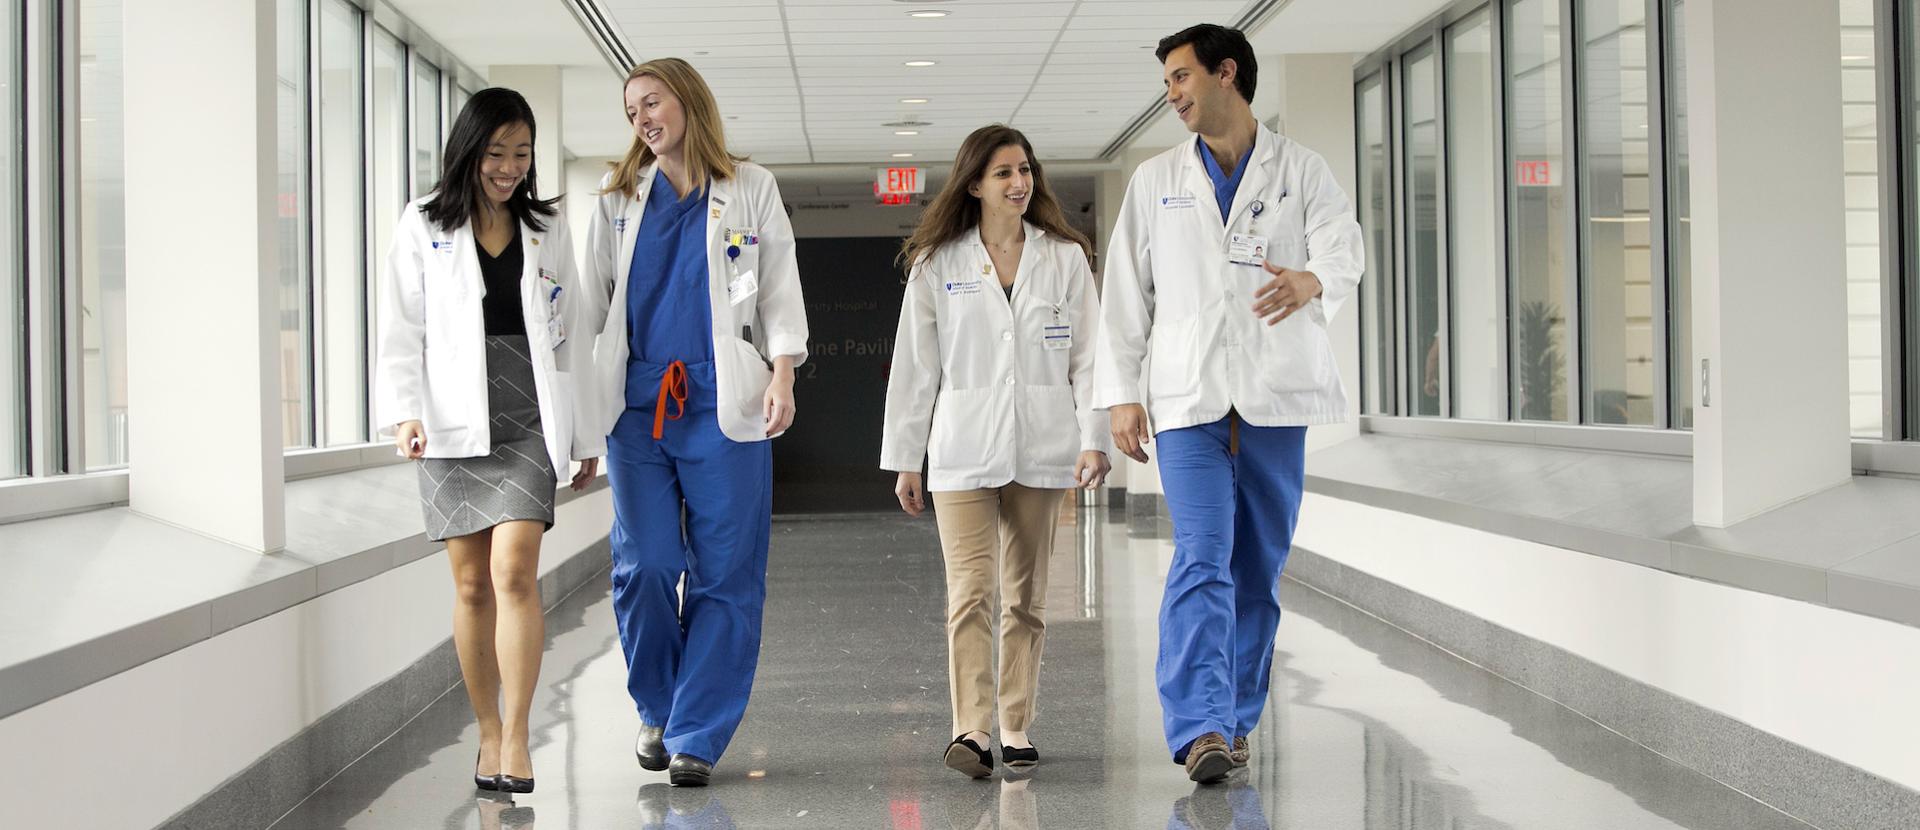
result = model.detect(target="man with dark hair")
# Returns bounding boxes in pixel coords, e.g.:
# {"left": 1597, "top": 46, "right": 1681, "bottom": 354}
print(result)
{"left": 1095, "top": 23, "right": 1364, "bottom": 784}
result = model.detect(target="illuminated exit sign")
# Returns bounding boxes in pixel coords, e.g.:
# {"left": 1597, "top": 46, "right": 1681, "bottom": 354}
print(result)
{"left": 876, "top": 167, "right": 925, "bottom": 195}
{"left": 1516, "top": 159, "right": 1557, "bottom": 187}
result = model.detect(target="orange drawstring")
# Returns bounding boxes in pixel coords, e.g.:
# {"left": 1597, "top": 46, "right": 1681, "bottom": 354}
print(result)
{"left": 652, "top": 360, "right": 688, "bottom": 440}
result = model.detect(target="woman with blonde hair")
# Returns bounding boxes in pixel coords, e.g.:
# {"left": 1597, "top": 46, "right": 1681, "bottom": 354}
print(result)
{"left": 577, "top": 57, "right": 809, "bottom": 788}
{"left": 880, "top": 124, "right": 1110, "bottom": 778}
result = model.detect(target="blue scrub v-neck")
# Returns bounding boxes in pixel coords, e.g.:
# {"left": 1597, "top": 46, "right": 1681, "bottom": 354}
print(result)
{"left": 627, "top": 169, "right": 714, "bottom": 365}
{"left": 1197, "top": 136, "right": 1251, "bottom": 226}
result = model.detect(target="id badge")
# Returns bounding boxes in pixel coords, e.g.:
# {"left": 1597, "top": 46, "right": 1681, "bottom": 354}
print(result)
{"left": 547, "top": 315, "right": 566, "bottom": 347}
{"left": 1228, "top": 233, "right": 1270, "bottom": 267}
{"left": 727, "top": 270, "right": 759, "bottom": 306}
{"left": 1043, "top": 325, "right": 1072, "bottom": 350}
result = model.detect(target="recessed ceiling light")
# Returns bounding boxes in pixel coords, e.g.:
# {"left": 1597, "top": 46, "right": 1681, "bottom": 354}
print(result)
{"left": 695, "top": 51, "right": 710, "bottom": 56}
{"left": 1843, "top": 54, "right": 1871, "bottom": 61}
{"left": 893, "top": 153, "right": 915, "bottom": 158}
{"left": 901, "top": 98, "right": 930, "bottom": 104}
{"left": 909, "top": 10, "right": 948, "bottom": 17}
{"left": 904, "top": 60, "right": 936, "bottom": 67}
{"left": 894, "top": 130, "right": 920, "bottom": 136}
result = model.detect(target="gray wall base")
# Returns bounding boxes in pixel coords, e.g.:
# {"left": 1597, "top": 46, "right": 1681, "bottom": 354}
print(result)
{"left": 157, "top": 538, "right": 611, "bottom": 830}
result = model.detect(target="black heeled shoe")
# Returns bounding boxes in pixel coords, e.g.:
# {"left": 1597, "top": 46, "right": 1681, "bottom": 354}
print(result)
{"left": 1001, "top": 743, "right": 1039, "bottom": 768}
{"left": 498, "top": 774, "right": 534, "bottom": 794}
{"left": 475, "top": 750, "right": 500, "bottom": 791}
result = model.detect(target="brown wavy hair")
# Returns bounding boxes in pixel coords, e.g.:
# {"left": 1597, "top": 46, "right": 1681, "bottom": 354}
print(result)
{"left": 600, "top": 58, "right": 745, "bottom": 198}
{"left": 897, "top": 124, "right": 1091, "bottom": 271}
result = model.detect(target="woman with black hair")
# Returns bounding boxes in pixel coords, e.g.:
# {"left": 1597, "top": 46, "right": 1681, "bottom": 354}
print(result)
{"left": 374, "top": 87, "right": 600, "bottom": 794}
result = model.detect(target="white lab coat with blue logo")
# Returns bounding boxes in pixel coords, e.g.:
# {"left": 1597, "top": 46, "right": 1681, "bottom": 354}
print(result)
{"left": 1094, "top": 124, "right": 1364, "bottom": 431}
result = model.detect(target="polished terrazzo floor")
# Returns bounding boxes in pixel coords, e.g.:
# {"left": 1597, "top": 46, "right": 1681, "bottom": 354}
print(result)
{"left": 269, "top": 506, "right": 1809, "bottom": 829}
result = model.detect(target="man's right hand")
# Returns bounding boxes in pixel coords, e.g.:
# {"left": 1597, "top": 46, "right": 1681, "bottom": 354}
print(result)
{"left": 394, "top": 420, "right": 426, "bottom": 459}
{"left": 1110, "top": 404, "right": 1151, "bottom": 463}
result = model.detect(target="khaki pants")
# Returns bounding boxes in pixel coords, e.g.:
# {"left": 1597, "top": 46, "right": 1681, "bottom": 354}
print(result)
{"left": 931, "top": 482, "right": 1063, "bottom": 737}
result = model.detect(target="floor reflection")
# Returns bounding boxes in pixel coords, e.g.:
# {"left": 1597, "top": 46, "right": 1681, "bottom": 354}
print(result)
{"left": 270, "top": 508, "right": 1812, "bottom": 830}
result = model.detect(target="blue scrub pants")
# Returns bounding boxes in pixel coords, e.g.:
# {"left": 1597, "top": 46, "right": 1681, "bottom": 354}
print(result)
{"left": 606, "top": 358, "right": 772, "bottom": 765}
{"left": 1154, "top": 414, "right": 1306, "bottom": 761}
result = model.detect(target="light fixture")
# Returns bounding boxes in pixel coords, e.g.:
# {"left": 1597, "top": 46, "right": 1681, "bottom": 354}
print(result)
{"left": 909, "top": 10, "right": 948, "bottom": 17}
{"left": 893, "top": 152, "right": 915, "bottom": 158}
{"left": 1843, "top": 54, "right": 1872, "bottom": 61}
{"left": 901, "top": 98, "right": 930, "bottom": 104}
{"left": 895, "top": 130, "right": 920, "bottom": 136}
{"left": 904, "top": 60, "right": 936, "bottom": 67}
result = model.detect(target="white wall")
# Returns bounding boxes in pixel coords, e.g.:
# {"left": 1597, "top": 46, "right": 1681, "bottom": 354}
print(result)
{"left": 1293, "top": 492, "right": 1920, "bottom": 793}
{"left": 0, "top": 491, "right": 614, "bottom": 828}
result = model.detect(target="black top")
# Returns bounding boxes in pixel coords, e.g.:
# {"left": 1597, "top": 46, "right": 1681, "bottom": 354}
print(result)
{"left": 478, "top": 226, "right": 525, "bottom": 337}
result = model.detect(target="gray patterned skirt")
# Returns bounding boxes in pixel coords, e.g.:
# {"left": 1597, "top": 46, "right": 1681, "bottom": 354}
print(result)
{"left": 416, "top": 335, "right": 557, "bottom": 542}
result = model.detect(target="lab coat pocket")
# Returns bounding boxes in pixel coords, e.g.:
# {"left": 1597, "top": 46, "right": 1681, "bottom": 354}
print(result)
{"left": 1024, "top": 385, "right": 1079, "bottom": 471}
{"left": 723, "top": 336, "right": 774, "bottom": 424}
{"left": 1259, "top": 317, "right": 1335, "bottom": 394}
{"left": 1147, "top": 316, "right": 1201, "bottom": 403}
{"left": 928, "top": 387, "right": 1002, "bottom": 473}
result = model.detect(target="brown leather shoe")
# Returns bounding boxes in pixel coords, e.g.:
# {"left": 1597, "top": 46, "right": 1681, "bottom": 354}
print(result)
{"left": 1184, "top": 733, "right": 1233, "bottom": 784}
{"left": 1229, "top": 736, "right": 1249, "bottom": 768}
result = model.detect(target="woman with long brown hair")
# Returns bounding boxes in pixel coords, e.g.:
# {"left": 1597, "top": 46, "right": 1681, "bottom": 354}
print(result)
{"left": 576, "top": 57, "right": 809, "bottom": 787}
{"left": 880, "top": 124, "right": 1110, "bottom": 778}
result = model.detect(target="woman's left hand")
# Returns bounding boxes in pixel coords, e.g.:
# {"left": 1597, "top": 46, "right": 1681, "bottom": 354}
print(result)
{"left": 571, "top": 458, "right": 599, "bottom": 491}
{"left": 764, "top": 363, "right": 797, "bottom": 436}
{"left": 1074, "top": 450, "right": 1111, "bottom": 490}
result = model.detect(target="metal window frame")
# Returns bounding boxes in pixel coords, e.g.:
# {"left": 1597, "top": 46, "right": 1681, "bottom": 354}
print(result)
{"left": 1886, "top": 0, "right": 1913, "bottom": 442}
{"left": 310, "top": 0, "right": 369, "bottom": 447}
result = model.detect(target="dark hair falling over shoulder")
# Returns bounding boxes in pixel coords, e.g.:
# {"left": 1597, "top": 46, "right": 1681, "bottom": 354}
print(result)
{"left": 421, "top": 87, "right": 560, "bottom": 233}
{"left": 898, "top": 124, "right": 1091, "bottom": 274}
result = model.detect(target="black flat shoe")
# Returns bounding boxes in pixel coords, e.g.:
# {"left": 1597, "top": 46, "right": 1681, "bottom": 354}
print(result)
{"left": 668, "top": 754, "right": 713, "bottom": 787}
{"left": 1001, "top": 744, "right": 1039, "bottom": 768}
{"left": 944, "top": 735, "right": 993, "bottom": 779}
{"left": 475, "top": 750, "right": 500, "bottom": 791}
{"left": 635, "top": 724, "right": 668, "bottom": 771}
{"left": 497, "top": 773, "right": 535, "bottom": 794}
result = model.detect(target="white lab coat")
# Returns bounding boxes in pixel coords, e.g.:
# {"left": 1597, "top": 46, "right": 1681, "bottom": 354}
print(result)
{"left": 578, "top": 162, "right": 809, "bottom": 446}
{"left": 372, "top": 197, "right": 594, "bottom": 475}
{"left": 880, "top": 223, "right": 1110, "bottom": 491}
{"left": 1094, "top": 124, "right": 1364, "bottom": 432}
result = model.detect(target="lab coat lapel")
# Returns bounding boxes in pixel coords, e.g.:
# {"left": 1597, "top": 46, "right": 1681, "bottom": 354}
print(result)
{"left": 1226, "top": 126, "right": 1277, "bottom": 231}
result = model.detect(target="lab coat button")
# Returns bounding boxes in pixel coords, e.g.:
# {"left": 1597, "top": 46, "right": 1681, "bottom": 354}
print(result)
{"left": 1002, "top": 331, "right": 1013, "bottom": 341}
{"left": 1005, "top": 376, "right": 1017, "bottom": 386}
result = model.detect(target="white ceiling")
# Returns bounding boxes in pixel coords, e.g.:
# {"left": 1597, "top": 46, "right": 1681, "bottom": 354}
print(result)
{"left": 389, "top": 0, "right": 1463, "bottom": 165}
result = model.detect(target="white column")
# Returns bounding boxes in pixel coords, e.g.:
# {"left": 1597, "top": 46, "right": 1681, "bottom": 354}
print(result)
{"left": 123, "top": 0, "right": 283, "bottom": 551}
{"left": 1687, "top": 0, "right": 1850, "bottom": 526}
{"left": 487, "top": 66, "right": 567, "bottom": 200}
{"left": 1271, "top": 53, "right": 1363, "bottom": 453}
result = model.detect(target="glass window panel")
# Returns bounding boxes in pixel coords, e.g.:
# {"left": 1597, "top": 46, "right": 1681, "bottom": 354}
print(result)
{"left": 451, "top": 82, "right": 474, "bottom": 122}
{"left": 80, "top": 0, "right": 129, "bottom": 469}
{"left": 1358, "top": 74, "right": 1395, "bottom": 415}
{"left": 1507, "top": 0, "right": 1573, "bottom": 422}
{"left": 1449, "top": 9, "right": 1502, "bottom": 422}
{"left": 318, "top": 0, "right": 364, "bottom": 446}
{"left": 1405, "top": 47, "right": 1442, "bottom": 417}
{"left": 1840, "top": 0, "right": 1881, "bottom": 437}
{"left": 1, "top": 0, "right": 19, "bottom": 477}
{"left": 277, "top": 0, "right": 312, "bottom": 448}
{"left": 412, "top": 58, "right": 442, "bottom": 197}
{"left": 1581, "top": 0, "right": 1656, "bottom": 426}
{"left": 1667, "top": 0, "right": 1694, "bottom": 430}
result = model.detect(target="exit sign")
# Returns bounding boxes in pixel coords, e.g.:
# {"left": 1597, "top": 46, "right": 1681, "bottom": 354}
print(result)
{"left": 1516, "top": 159, "right": 1557, "bottom": 187}
{"left": 877, "top": 191, "right": 915, "bottom": 206}
{"left": 876, "top": 167, "right": 925, "bottom": 195}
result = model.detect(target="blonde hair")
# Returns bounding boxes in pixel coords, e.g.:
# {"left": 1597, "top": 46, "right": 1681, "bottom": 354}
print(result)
{"left": 602, "top": 58, "right": 744, "bottom": 197}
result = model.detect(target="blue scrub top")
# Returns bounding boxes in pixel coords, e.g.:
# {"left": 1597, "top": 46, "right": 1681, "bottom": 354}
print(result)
{"left": 627, "top": 168, "right": 715, "bottom": 365}
{"left": 1197, "top": 136, "right": 1250, "bottom": 226}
